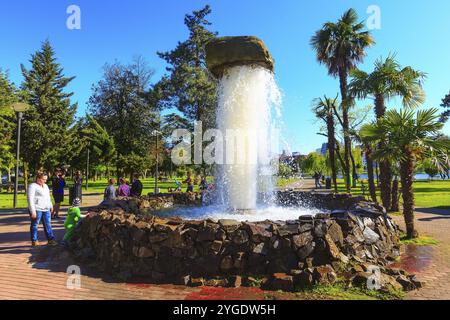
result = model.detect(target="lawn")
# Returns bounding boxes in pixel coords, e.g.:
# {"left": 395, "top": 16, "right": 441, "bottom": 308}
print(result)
{"left": 0, "top": 176, "right": 208, "bottom": 209}
{"left": 335, "top": 178, "right": 450, "bottom": 210}
{"left": 1, "top": 176, "right": 449, "bottom": 210}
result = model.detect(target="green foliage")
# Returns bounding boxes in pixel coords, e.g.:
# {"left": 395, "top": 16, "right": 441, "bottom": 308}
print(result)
{"left": 360, "top": 108, "right": 450, "bottom": 168}
{"left": 20, "top": 40, "right": 77, "bottom": 172}
{"left": 301, "top": 152, "right": 327, "bottom": 175}
{"left": 88, "top": 56, "right": 159, "bottom": 172}
{"left": 117, "top": 153, "right": 148, "bottom": 179}
{"left": 420, "top": 159, "right": 440, "bottom": 179}
{"left": 156, "top": 5, "right": 218, "bottom": 128}
{"left": 0, "top": 71, "right": 17, "bottom": 171}
{"left": 310, "top": 8, "right": 375, "bottom": 79}
{"left": 350, "top": 54, "right": 426, "bottom": 111}
{"left": 439, "top": 91, "right": 450, "bottom": 123}
{"left": 277, "top": 162, "right": 293, "bottom": 178}
{"left": 310, "top": 8, "right": 374, "bottom": 192}
{"left": 68, "top": 115, "right": 116, "bottom": 171}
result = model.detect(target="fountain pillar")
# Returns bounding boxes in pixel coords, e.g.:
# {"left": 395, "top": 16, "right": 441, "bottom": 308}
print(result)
{"left": 206, "top": 36, "right": 277, "bottom": 211}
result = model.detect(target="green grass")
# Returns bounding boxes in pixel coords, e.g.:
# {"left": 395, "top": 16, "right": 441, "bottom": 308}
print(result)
{"left": 276, "top": 177, "right": 300, "bottom": 188}
{"left": 399, "top": 231, "right": 439, "bottom": 246}
{"left": 295, "top": 282, "right": 404, "bottom": 300}
{"left": 335, "top": 179, "right": 450, "bottom": 210}
{"left": 2, "top": 176, "right": 450, "bottom": 211}
{"left": 0, "top": 176, "right": 207, "bottom": 209}
{"left": 307, "top": 282, "right": 403, "bottom": 300}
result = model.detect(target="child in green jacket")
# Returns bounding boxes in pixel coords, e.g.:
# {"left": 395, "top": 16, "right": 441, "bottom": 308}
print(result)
{"left": 63, "top": 198, "right": 88, "bottom": 243}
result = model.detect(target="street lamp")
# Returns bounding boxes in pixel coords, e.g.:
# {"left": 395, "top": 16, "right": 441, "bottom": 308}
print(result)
{"left": 85, "top": 141, "right": 90, "bottom": 191}
{"left": 11, "top": 102, "right": 30, "bottom": 209}
{"left": 151, "top": 130, "right": 162, "bottom": 194}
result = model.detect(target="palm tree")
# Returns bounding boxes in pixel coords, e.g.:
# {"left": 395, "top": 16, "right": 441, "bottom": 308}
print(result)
{"left": 360, "top": 108, "right": 450, "bottom": 238}
{"left": 349, "top": 54, "right": 426, "bottom": 211}
{"left": 312, "top": 96, "right": 339, "bottom": 192}
{"left": 311, "top": 8, "right": 375, "bottom": 193}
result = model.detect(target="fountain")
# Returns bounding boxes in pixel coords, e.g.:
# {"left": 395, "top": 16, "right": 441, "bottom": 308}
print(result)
{"left": 206, "top": 36, "right": 278, "bottom": 211}
{"left": 151, "top": 36, "right": 320, "bottom": 221}
{"left": 70, "top": 37, "right": 413, "bottom": 294}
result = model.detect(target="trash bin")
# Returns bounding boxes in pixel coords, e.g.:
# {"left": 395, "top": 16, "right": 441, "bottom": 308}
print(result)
{"left": 325, "top": 177, "right": 332, "bottom": 189}
{"left": 69, "top": 184, "right": 83, "bottom": 205}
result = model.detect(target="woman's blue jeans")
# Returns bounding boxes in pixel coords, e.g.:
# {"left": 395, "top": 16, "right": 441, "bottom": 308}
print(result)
{"left": 30, "top": 211, "right": 55, "bottom": 242}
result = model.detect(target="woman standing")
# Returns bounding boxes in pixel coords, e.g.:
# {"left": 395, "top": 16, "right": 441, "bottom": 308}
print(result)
{"left": 27, "top": 172, "right": 57, "bottom": 246}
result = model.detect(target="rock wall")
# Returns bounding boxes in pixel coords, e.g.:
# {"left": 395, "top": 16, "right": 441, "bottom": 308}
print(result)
{"left": 70, "top": 194, "right": 421, "bottom": 292}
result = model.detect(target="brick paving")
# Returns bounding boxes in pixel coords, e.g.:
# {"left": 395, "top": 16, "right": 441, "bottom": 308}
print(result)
{"left": 392, "top": 207, "right": 450, "bottom": 300}
{"left": 1, "top": 202, "right": 449, "bottom": 300}
{"left": 0, "top": 208, "right": 201, "bottom": 300}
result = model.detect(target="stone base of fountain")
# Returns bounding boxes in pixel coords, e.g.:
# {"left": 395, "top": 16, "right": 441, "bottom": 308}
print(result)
{"left": 69, "top": 192, "right": 422, "bottom": 293}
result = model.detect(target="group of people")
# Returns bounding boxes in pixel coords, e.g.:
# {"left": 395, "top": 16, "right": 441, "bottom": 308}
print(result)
{"left": 102, "top": 174, "right": 143, "bottom": 203}
{"left": 27, "top": 171, "right": 85, "bottom": 247}
{"left": 49, "top": 168, "right": 83, "bottom": 219}
{"left": 27, "top": 170, "right": 211, "bottom": 247}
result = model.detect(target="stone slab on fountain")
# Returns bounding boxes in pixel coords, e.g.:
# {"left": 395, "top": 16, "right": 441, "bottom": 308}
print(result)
{"left": 205, "top": 36, "right": 274, "bottom": 78}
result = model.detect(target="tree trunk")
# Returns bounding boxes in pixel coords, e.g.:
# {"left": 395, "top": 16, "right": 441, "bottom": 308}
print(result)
{"left": 350, "top": 151, "right": 358, "bottom": 188}
{"left": 379, "top": 161, "right": 392, "bottom": 210}
{"left": 327, "top": 115, "right": 338, "bottom": 193}
{"left": 400, "top": 149, "right": 418, "bottom": 239}
{"left": 365, "top": 146, "right": 377, "bottom": 203}
{"left": 24, "top": 162, "right": 29, "bottom": 194}
{"left": 339, "top": 69, "right": 351, "bottom": 194}
{"left": 334, "top": 143, "right": 347, "bottom": 178}
{"left": 375, "top": 94, "right": 392, "bottom": 211}
{"left": 391, "top": 177, "right": 400, "bottom": 212}
{"left": 7, "top": 166, "right": 12, "bottom": 193}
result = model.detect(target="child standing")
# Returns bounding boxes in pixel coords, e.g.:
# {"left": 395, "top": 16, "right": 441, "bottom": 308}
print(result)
{"left": 62, "top": 198, "right": 88, "bottom": 244}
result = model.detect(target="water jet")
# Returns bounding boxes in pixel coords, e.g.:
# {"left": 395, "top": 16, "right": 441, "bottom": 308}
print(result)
{"left": 206, "top": 36, "right": 280, "bottom": 212}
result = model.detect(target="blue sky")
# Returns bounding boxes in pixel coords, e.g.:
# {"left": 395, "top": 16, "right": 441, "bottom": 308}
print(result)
{"left": 1, "top": 0, "right": 449, "bottom": 153}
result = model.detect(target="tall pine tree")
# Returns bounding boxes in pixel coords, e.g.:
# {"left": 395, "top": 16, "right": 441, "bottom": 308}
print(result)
{"left": 20, "top": 40, "right": 77, "bottom": 172}
{"left": 156, "top": 5, "right": 218, "bottom": 128}
{"left": 439, "top": 91, "right": 450, "bottom": 123}
{"left": 68, "top": 115, "right": 116, "bottom": 172}
{"left": 0, "top": 70, "right": 18, "bottom": 179}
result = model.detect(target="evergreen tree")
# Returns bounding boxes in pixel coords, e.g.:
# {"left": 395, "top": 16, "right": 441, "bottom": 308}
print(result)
{"left": 156, "top": 5, "right": 218, "bottom": 128}
{"left": 68, "top": 115, "right": 116, "bottom": 172}
{"left": 439, "top": 91, "right": 450, "bottom": 123}
{"left": 88, "top": 57, "right": 158, "bottom": 175}
{"left": 20, "top": 40, "right": 77, "bottom": 172}
{"left": 0, "top": 70, "right": 18, "bottom": 179}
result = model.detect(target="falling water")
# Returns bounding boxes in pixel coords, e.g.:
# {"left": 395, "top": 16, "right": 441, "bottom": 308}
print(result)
{"left": 215, "top": 65, "right": 281, "bottom": 210}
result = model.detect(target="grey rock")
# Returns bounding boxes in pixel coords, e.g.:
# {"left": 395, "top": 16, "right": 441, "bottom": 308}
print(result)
{"left": 363, "top": 227, "right": 380, "bottom": 244}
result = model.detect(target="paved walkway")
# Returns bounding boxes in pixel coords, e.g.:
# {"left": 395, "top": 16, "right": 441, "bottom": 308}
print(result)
{"left": 0, "top": 208, "right": 202, "bottom": 300}
{"left": 1, "top": 200, "right": 449, "bottom": 299}
{"left": 391, "top": 207, "right": 450, "bottom": 300}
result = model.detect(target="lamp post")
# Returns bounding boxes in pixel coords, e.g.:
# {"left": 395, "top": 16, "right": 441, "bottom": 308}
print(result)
{"left": 11, "top": 103, "right": 30, "bottom": 209}
{"left": 85, "top": 141, "right": 90, "bottom": 191}
{"left": 152, "top": 130, "right": 162, "bottom": 194}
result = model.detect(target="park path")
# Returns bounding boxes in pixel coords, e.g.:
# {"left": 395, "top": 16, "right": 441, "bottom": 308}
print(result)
{"left": 392, "top": 207, "right": 450, "bottom": 300}
{"left": 0, "top": 207, "right": 202, "bottom": 300}
{"left": 1, "top": 194, "right": 450, "bottom": 299}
